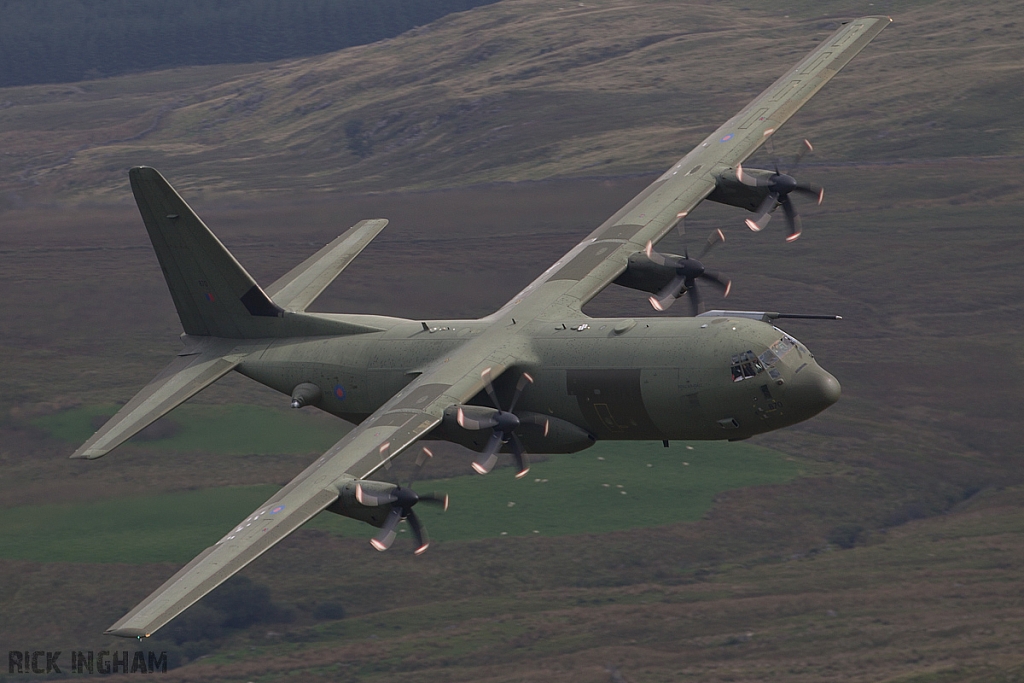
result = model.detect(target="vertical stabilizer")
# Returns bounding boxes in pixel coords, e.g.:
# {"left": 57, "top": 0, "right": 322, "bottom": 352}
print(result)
{"left": 130, "top": 166, "right": 282, "bottom": 338}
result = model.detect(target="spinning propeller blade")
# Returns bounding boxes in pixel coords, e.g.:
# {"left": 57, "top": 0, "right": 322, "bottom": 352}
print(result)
{"left": 358, "top": 448, "right": 447, "bottom": 554}
{"left": 459, "top": 370, "right": 543, "bottom": 477}
{"left": 740, "top": 139, "right": 823, "bottom": 241}
{"left": 645, "top": 231, "right": 731, "bottom": 315}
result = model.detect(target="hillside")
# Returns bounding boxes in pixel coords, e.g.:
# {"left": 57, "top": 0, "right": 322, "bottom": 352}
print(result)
{"left": 0, "top": 0, "right": 501, "bottom": 88}
{"left": 1, "top": 0, "right": 1023, "bottom": 204}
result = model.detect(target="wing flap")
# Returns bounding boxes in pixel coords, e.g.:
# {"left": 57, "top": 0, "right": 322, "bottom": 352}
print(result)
{"left": 71, "top": 346, "right": 243, "bottom": 459}
{"left": 266, "top": 219, "right": 388, "bottom": 312}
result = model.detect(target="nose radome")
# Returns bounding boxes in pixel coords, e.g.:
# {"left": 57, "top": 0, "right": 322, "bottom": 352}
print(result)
{"left": 818, "top": 370, "right": 841, "bottom": 406}
{"left": 789, "top": 365, "right": 841, "bottom": 413}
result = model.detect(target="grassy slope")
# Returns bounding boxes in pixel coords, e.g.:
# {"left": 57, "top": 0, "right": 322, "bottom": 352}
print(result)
{"left": 230, "top": 487, "right": 1024, "bottom": 683}
{"left": 5, "top": 484, "right": 1024, "bottom": 681}
{"left": 0, "top": 441, "right": 800, "bottom": 562}
{"left": 1, "top": 0, "right": 1023, "bottom": 203}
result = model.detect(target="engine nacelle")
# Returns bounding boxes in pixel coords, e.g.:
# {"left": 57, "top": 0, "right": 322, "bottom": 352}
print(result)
{"left": 614, "top": 251, "right": 683, "bottom": 295}
{"left": 325, "top": 478, "right": 393, "bottom": 527}
{"left": 707, "top": 167, "right": 774, "bottom": 211}
{"left": 521, "top": 412, "right": 596, "bottom": 453}
{"left": 436, "top": 406, "right": 596, "bottom": 454}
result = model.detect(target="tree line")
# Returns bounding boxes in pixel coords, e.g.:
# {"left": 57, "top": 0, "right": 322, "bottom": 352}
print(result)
{"left": 0, "top": 0, "right": 498, "bottom": 87}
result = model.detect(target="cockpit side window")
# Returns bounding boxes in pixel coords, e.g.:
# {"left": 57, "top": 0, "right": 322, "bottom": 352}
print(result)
{"left": 730, "top": 350, "right": 763, "bottom": 382}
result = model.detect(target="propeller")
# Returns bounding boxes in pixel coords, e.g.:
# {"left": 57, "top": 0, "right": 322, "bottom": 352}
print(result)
{"left": 644, "top": 227, "right": 731, "bottom": 315}
{"left": 736, "top": 138, "right": 823, "bottom": 242}
{"left": 355, "top": 447, "right": 448, "bottom": 554}
{"left": 456, "top": 368, "right": 549, "bottom": 477}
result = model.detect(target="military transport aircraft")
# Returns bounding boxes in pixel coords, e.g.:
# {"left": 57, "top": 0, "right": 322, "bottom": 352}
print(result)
{"left": 72, "top": 16, "right": 890, "bottom": 638}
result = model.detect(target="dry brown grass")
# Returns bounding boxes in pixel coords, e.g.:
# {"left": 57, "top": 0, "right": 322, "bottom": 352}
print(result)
{"left": 2, "top": 0, "right": 1024, "bottom": 203}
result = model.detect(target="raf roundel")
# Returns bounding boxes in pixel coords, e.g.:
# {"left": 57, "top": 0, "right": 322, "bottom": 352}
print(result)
{"left": 719, "top": 133, "right": 735, "bottom": 143}
{"left": 269, "top": 505, "right": 285, "bottom": 515}
{"left": 334, "top": 385, "right": 346, "bottom": 401}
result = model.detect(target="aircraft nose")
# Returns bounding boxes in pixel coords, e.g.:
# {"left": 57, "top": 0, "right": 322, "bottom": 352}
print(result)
{"left": 788, "top": 365, "right": 841, "bottom": 413}
{"left": 818, "top": 370, "right": 842, "bottom": 406}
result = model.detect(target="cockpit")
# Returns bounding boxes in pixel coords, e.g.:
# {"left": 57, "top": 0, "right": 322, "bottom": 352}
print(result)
{"left": 730, "top": 333, "right": 805, "bottom": 382}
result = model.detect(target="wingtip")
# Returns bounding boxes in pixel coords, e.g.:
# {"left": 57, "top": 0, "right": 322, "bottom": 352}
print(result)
{"left": 105, "top": 627, "right": 149, "bottom": 639}
{"left": 128, "top": 166, "right": 159, "bottom": 179}
{"left": 70, "top": 447, "right": 105, "bottom": 460}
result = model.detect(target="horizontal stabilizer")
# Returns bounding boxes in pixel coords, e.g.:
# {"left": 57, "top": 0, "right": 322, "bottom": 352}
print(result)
{"left": 70, "top": 345, "right": 242, "bottom": 460}
{"left": 266, "top": 219, "right": 388, "bottom": 312}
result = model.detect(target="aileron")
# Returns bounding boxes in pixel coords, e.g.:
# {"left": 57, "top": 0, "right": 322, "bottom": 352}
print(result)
{"left": 105, "top": 488, "right": 340, "bottom": 638}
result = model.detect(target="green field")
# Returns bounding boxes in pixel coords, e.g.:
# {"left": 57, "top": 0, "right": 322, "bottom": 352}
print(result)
{"left": 33, "top": 403, "right": 349, "bottom": 455}
{"left": 0, "top": 440, "right": 800, "bottom": 563}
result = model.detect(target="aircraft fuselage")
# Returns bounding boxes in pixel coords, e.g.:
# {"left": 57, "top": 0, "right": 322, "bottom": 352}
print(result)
{"left": 236, "top": 314, "right": 840, "bottom": 448}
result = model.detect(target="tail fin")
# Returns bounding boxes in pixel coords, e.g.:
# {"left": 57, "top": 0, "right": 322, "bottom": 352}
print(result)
{"left": 131, "top": 167, "right": 283, "bottom": 338}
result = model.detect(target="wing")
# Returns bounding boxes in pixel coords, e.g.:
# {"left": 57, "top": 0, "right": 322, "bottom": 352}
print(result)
{"left": 105, "top": 337, "right": 523, "bottom": 638}
{"left": 71, "top": 340, "right": 244, "bottom": 459}
{"left": 266, "top": 219, "right": 388, "bottom": 312}
{"left": 499, "top": 16, "right": 890, "bottom": 317}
